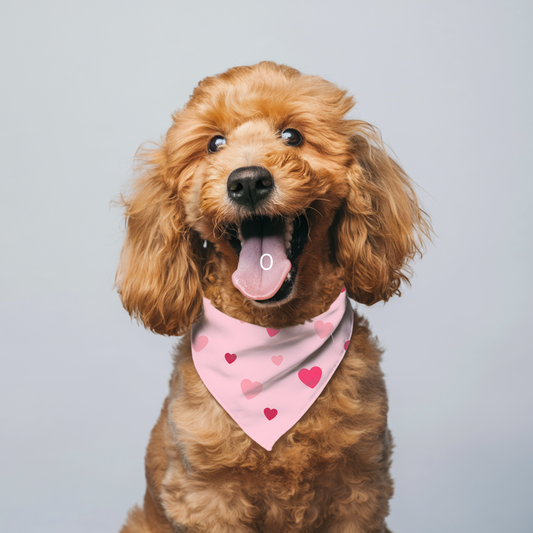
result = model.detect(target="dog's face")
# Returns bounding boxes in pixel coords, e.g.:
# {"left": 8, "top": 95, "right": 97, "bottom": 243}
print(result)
{"left": 117, "top": 62, "right": 429, "bottom": 335}
{"left": 182, "top": 65, "right": 356, "bottom": 308}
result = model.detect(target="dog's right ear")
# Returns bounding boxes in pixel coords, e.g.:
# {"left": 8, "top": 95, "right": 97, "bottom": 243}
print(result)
{"left": 335, "top": 122, "right": 431, "bottom": 305}
{"left": 115, "top": 144, "right": 203, "bottom": 336}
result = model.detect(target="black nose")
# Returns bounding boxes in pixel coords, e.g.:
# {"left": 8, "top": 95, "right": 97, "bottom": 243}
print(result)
{"left": 227, "top": 166, "right": 274, "bottom": 209}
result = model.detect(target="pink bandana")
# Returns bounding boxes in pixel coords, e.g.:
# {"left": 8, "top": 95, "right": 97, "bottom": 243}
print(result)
{"left": 190, "top": 289, "right": 354, "bottom": 450}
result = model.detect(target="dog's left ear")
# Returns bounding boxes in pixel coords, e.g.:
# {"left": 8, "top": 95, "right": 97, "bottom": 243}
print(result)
{"left": 115, "top": 143, "right": 204, "bottom": 336}
{"left": 335, "top": 122, "right": 431, "bottom": 305}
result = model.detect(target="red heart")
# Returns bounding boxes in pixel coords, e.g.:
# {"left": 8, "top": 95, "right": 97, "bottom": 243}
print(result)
{"left": 314, "top": 321, "right": 334, "bottom": 339}
{"left": 225, "top": 353, "right": 237, "bottom": 364}
{"left": 264, "top": 408, "right": 278, "bottom": 420}
{"left": 267, "top": 328, "right": 280, "bottom": 337}
{"left": 271, "top": 355, "right": 283, "bottom": 366}
{"left": 241, "top": 379, "right": 263, "bottom": 400}
{"left": 298, "top": 366, "right": 322, "bottom": 389}
{"left": 192, "top": 335, "right": 208, "bottom": 352}
{"left": 341, "top": 286, "right": 346, "bottom": 293}
{"left": 344, "top": 341, "right": 350, "bottom": 351}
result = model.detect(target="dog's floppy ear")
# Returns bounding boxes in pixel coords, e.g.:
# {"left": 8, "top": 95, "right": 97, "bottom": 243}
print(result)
{"left": 336, "top": 121, "right": 431, "bottom": 305}
{"left": 116, "top": 143, "right": 203, "bottom": 336}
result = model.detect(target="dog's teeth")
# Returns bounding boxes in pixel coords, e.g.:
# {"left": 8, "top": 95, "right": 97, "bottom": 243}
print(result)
{"left": 284, "top": 218, "right": 294, "bottom": 250}
{"left": 286, "top": 272, "right": 291, "bottom": 280}
{"left": 238, "top": 225, "right": 244, "bottom": 243}
{"left": 285, "top": 218, "right": 294, "bottom": 235}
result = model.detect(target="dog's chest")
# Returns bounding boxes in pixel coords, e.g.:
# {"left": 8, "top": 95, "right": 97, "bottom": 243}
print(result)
{"left": 162, "top": 330, "right": 389, "bottom": 531}
{"left": 164, "top": 402, "right": 352, "bottom": 530}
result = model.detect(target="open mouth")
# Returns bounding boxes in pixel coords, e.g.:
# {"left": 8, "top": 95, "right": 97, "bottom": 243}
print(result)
{"left": 226, "top": 214, "right": 309, "bottom": 303}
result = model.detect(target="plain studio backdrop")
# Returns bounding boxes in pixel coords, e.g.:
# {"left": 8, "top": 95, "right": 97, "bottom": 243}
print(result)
{"left": 1, "top": 1, "right": 531, "bottom": 532}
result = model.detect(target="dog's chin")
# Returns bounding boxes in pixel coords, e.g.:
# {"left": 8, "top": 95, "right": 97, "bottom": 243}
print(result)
{"left": 225, "top": 213, "right": 310, "bottom": 306}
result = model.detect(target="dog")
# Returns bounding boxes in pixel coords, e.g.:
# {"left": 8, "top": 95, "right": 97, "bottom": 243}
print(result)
{"left": 116, "top": 61, "right": 430, "bottom": 533}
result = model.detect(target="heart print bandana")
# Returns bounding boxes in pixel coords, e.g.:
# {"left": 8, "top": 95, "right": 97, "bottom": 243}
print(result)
{"left": 190, "top": 289, "right": 354, "bottom": 450}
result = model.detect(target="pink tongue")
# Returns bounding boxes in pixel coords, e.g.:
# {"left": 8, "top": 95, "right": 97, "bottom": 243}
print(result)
{"left": 232, "top": 232, "right": 292, "bottom": 300}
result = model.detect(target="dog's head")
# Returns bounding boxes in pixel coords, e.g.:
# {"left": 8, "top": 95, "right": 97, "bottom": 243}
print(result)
{"left": 116, "top": 62, "right": 430, "bottom": 335}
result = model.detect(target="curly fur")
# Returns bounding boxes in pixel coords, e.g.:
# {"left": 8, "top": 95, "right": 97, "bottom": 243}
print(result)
{"left": 117, "top": 62, "right": 430, "bottom": 532}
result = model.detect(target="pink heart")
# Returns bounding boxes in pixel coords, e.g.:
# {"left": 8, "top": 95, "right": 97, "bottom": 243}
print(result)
{"left": 225, "top": 353, "right": 237, "bottom": 364}
{"left": 271, "top": 355, "right": 283, "bottom": 366}
{"left": 267, "top": 328, "right": 280, "bottom": 337}
{"left": 341, "top": 286, "right": 346, "bottom": 293}
{"left": 241, "top": 379, "right": 263, "bottom": 400}
{"left": 344, "top": 341, "right": 350, "bottom": 351}
{"left": 192, "top": 335, "right": 208, "bottom": 352}
{"left": 264, "top": 408, "right": 278, "bottom": 420}
{"left": 298, "top": 366, "right": 322, "bottom": 389}
{"left": 314, "top": 321, "right": 334, "bottom": 339}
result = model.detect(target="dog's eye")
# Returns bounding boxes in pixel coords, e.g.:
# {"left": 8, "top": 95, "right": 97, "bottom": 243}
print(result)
{"left": 281, "top": 129, "right": 303, "bottom": 147}
{"left": 208, "top": 135, "right": 226, "bottom": 153}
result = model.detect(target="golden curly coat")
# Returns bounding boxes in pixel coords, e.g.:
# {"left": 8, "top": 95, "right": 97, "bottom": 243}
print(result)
{"left": 116, "top": 62, "right": 430, "bottom": 533}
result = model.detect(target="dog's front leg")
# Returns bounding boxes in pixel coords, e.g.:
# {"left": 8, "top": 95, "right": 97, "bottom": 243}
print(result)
{"left": 315, "top": 494, "right": 393, "bottom": 533}
{"left": 161, "top": 463, "right": 260, "bottom": 533}
{"left": 315, "top": 466, "right": 394, "bottom": 533}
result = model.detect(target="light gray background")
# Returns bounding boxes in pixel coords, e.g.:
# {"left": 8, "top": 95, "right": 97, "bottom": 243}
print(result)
{"left": 1, "top": 1, "right": 531, "bottom": 532}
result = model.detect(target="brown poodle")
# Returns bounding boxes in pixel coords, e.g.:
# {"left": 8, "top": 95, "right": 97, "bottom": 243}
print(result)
{"left": 116, "top": 61, "right": 430, "bottom": 533}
